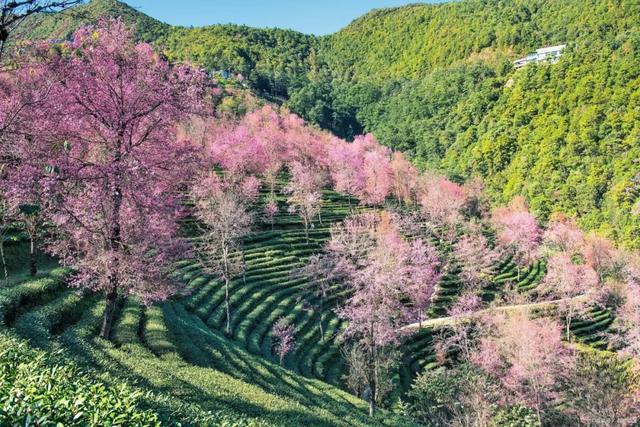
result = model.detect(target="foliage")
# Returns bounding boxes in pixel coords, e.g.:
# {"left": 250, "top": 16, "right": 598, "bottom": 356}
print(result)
{"left": 402, "top": 365, "right": 500, "bottom": 427}
{"left": 272, "top": 317, "right": 295, "bottom": 366}
{"left": 561, "top": 349, "right": 640, "bottom": 426}
{"left": 0, "top": 331, "right": 160, "bottom": 426}
{"left": 8, "top": 19, "right": 207, "bottom": 338}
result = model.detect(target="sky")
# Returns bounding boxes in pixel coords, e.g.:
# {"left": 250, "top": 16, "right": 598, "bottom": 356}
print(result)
{"left": 121, "top": 1, "right": 444, "bottom": 35}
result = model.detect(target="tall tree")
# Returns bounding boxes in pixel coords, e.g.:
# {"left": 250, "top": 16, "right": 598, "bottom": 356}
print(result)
{"left": 294, "top": 254, "right": 349, "bottom": 344}
{"left": 13, "top": 20, "right": 206, "bottom": 339}
{"left": 405, "top": 238, "right": 441, "bottom": 328}
{"left": 452, "top": 229, "right": 499, "bottom": 292}
{"left": 471, "top": 311, "right": 574, "bottom": 425}
{"left": 492, "top": 197, "right": 541, "bottom": 281}
{"left": 331, "top": 212, "right": 410, "bottom": 416}
{"left": 283, "top": 161, "right": 324, "bottom": 243}
{"left": 192, "top": 172, "right": 257, "bottom": 336}
{"left": 540, "top": 251, "right": 599, "bottom": 340}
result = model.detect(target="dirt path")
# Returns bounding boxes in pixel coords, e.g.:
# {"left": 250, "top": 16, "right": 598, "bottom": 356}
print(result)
{"left": 402, "top": 295, "right": 588, "bottom": 331}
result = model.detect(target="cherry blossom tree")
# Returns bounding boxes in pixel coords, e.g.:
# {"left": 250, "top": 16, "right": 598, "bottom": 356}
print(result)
{"left": 192, "top": 172, "right": 256, "bottom": 335}
{"left": 359, "top": 137, "right": 392, "bottom": 205}
{"left": 452, "top": 230, "right": 499, "bottom": 292}
{"left": 583, "top": 233, "right": 616, "bottom": 282}
{"left": 11, "top": 20, "right": 207, "bottom": 339}
{"left": 331, "top": 212, "right": 411, "bottom": 416}
{"left": 434, "top": 292, "right": 484, "bottom": 363}
{"left": 272, "top": 317, "right": 295, "bottom": 366}
{"left": 405, "top": 239, "right": 441, "bottom": 328}
{"left": 294, "top": 254, "right": 350, "bottom": 344}
{"left": 492, "top": 197, "right": 541, "bottom": 281}
{"left": 610, "top": 266, "right": 640, "bottom": 358}
{"left": 327, "top": 139, "right": 364, "bottom": 207}
{"left": 283, "top": 161, "right": 324, "bottom": 243}
{"left": 417, "top": 174, "right": 466, "bottom": 243}
{"left": 540, "top": 251, "right": 599, "bottom": 340}
{"left": 389, "top": 152, "right": 417, "bottom": 206}
{"left": 471, "top": 311, "right": 574, "bottom": 424}
{"left": 262, "top": 196, "right": 279, "bottom": 231}
{"left": 542, "top": 214, "right": 585, "bottom": 255}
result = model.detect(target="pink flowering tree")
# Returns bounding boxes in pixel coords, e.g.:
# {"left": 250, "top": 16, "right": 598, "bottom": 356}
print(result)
{"left": 472, "top": 311, "right": 574, "bottom": 424}
{"left": 191, "top": 172, "right": 257, "bottom": 335}
{"left": 263, "top": 196, "right": 279, "bottom": 231}
{"left": 582, "top": 233, "right": 616, "bottom": 282}
{"left": 11, "top": 20, "right": 207, "bottom": 339}
{"left": 608, "top": 256, "right": 640, "bottom": 358}
{"left": 294, "top": 254, "right": 350, "bottom": 344}
{"left": 405, "top": 239, "right": 442, "bottom": 328}
{"left": 283, "top": 161, "right": 324, "bottom": 243}
{"left": 331, "top": 212, "right": 412, "bottom": 416}
{"left": 492, "top": 197, "right": 541, "bottom": 281}
{"left": 543, "top": 214, "right": 585, "bottom": 255}
{"left": 434, "top": 293, "right": 484, "bottom": 363}
{"left": 327, "top": 139, "right": 364, "bottom": 207}
{"left": 540, "top": 252, "right": 599, "bottom": 340}
{"left": 390, "top": 152, "right": 418, "bottom": 206}
{"left": 453, "top": 230, "right": 500, "bottom": 292}
{"left": 272, "top": 317, "right": 295, "bottom": 366}
{"left": 417, "top": 174, "right": 466, "bottom": 244}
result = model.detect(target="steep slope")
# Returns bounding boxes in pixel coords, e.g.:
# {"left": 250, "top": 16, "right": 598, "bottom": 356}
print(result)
{"left": 0, "top": 254, "right": 414, "bottom": 426}
{"left": 289, "top": 0, "right": 640, "bottom": 247}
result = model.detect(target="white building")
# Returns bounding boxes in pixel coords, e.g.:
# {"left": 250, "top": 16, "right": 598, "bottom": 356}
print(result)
{"left": 514, "top": 44, "right": 566, "bottom": 69}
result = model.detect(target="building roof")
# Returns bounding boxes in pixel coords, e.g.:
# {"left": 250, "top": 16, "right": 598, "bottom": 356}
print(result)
{"left": 536, "top": 44, "right": 567, "bottom": 54}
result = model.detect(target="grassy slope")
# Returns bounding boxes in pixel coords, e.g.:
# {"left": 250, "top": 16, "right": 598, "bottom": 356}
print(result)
{"left": 0, "top": 199, "right": 416, "bottom": 426}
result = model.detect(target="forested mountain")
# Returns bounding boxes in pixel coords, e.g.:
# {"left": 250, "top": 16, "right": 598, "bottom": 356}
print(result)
{"left": 302, "top": 0, "right": 640, "bottom": 248}
{"left": 20, "top": 0, "right": 640, "bottom": 248}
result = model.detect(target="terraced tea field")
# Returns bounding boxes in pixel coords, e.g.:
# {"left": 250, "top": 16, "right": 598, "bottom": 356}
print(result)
{"left": 0, "top": 184, "right": 616, "bottom": 425}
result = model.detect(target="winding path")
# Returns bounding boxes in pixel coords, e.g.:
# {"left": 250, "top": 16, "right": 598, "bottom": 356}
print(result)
{"left": 402, "top": 294, "right": 589, "bottom": 331}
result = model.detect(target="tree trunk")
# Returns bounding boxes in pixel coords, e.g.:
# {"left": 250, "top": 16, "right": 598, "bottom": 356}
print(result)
{"left": 318, "top": 298, "right": 325, "bottom": 344}
{"left": 100, "top": 287, "right": 118, "bottom": 339}
{"left": 368, "top": 369, "right": 376, "bottom": 417}
{"left": 303, "top": 217, "right": 309, "bottom": 244}
{"left": 0, "top": 239, "right": 7, "bottom": 284}
{"left": 225, "top": 277, "right": 231, "bottom": 335}
{"left": 318, "top": 315, "right": 325, "bottom": 344}
{"left": 566, "top": 305, "right": 573, "bottom": 341}
{"left": 241, "top": 245, "right": 247, "bottom": 285}
{"left": 29, "top": 235, "right": 36, "bottom": 277}
{"left": 368, "top": 342, "right": 377, "bottom": 417}
{"left": 103, "top": 145, "right": 124, "bottom": 341}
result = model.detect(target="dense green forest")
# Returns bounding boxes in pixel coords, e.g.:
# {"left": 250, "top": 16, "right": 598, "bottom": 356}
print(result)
{"left": 21, "top": 0, "right": 640, "bottom": 248}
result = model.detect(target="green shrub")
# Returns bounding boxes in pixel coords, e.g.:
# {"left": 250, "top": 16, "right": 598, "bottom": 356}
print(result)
{"left": 0, "top": 332, "right": 160, "bottom": 426}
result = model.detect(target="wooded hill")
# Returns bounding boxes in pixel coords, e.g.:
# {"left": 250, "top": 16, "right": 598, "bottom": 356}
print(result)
{"left": 20, "top": 0, "right": 640, "bottom": 248}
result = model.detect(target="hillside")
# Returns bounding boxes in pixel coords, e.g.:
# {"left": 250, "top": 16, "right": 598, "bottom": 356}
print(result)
{"left": 22, "top": 0, "right": 640, "bottom": 251}
{"left": 288, "top": 0, "right": 640, "bottom": 248}
{"left": 2, "top": 11, "right": 640, "bottom": 424}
